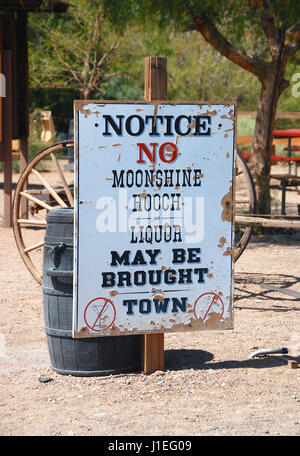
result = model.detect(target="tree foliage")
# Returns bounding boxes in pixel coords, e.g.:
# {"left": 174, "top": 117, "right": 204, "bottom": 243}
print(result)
{"left": 29, "top": 0, "right": 121, "bottom": 98}
{"left": 103, "top": 0, "right": 300, "bottom": 80}
{"left": 30, "top": 1, "right": 299, "bottom": 109}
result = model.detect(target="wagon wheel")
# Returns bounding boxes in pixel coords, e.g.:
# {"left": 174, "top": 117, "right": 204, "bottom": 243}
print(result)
{"left": 233, "top": 150, "right": 257, "bottom": 262}
{"left": 13, "top": 140, "right": 74, "bottom": 285}
{"left": 13, "top": 141, "right": 255, "bottom": 285}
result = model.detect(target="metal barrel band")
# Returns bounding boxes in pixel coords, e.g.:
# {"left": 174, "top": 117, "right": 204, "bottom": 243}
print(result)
{"left": 46, "top": 268, "right": 73, "bottom": 278}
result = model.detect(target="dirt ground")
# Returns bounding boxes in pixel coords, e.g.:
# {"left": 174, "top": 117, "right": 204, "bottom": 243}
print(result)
{"left": 0, "top": 164, "right": 300, "bottom": 437}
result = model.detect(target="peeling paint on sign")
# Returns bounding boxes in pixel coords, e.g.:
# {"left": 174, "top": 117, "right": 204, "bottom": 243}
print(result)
{"left": 221, "top": 186, "right": 233, "bottom": 222}
{"left": 73, "top": 101, "right": 235, "bottom": 338}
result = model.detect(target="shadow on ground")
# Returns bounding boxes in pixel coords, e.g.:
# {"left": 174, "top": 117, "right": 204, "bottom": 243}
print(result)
{"left": 234, "top": 272, "right": 300, "bottom": 308}
{"left": 164, "top": 348, "right": 300, "bottom": 372}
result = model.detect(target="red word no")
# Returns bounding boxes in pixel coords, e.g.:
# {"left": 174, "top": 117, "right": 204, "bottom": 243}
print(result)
{"left": 136, "top": 142, "right": 178, "bottom": 164}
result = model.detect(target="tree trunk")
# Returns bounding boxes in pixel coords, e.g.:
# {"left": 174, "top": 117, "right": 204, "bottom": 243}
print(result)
{"left": 79, "top": 87, "right": 92, "bottom": 99}
{"left": 250, "top": 62, "right": 288, "bottom": 214}
{"left": 250, "top": 77, "right": 276, "bottom": 214}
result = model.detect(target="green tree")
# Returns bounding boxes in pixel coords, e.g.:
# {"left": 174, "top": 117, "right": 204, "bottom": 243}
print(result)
{"left": 165, "top": 31, "right": 260, "bottom": 108}
{"left": 29, "top": 0, "right": 121, "bottom": 99}
{"left": 103, "top": 0, "right": 300, "bottom": 213}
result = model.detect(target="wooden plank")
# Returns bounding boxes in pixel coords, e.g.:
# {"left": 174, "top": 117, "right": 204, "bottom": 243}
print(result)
{"left": 17, "top": 12, "right": 29, "bottom": 219}
{"left": 9, "top": 14, "right": 18, "bottom": 139}
{"left": 3, "top": 49, "right": 13, "bottom": 227}
{"left": 19, "top": 137, "right": 28, "bottom": 218}
{"left": 274, "top": 112, "right": 300, "bottom": 119}
{"left": 235, "top": 215, "right": 300, "bottom": 229}
{"left": 16, "top": 11, "right": 29, "bottom": 139}
{"left": 142, "top": 333, "right": 165, "bottom": 373}
{"left": 238, "top": 111, "right": 300, "bottom": 119}
{"left": 144, "top": 56, "right": 167, "bottom": 101}
{"left": 142, "top": 57, "right": 166, "bottom": 374}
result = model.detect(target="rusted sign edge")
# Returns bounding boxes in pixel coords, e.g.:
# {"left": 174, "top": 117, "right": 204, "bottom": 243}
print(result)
{"left": 73, "top": 315, "right": 234, "bottom": 339}
{"left": 229, "top": 104, "right": 236, "bottom": 324}
{"left": 72, "top": 102, "right": 80, "bottom": 339}
{"left": 74, "top": 100, "right": 237, "bottom": 115}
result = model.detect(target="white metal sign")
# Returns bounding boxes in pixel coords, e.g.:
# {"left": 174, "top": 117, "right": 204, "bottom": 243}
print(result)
{"left": 73, "top": 101, "right": 235, "bottom": 338}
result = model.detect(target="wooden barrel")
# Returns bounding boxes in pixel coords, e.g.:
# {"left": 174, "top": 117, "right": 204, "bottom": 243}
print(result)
{"left": 42, "top": 207, "right": 142, "bottom": 376}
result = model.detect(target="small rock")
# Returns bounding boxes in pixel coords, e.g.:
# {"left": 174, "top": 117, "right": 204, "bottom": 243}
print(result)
{"left": 39, "top": 377, "right": 53, "bottom": 384}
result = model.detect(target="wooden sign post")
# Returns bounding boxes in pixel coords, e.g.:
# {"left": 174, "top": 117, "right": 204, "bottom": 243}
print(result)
{"left": 142, "top": 57, "right": 166, "bottom": 374}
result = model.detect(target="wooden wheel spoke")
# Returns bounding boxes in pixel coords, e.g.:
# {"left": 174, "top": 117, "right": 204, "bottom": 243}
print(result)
{"left": 24, "top": 241, "right": 45, "bottom": 253}
{"left": 31, "top": 168, "right": 68, "bottom": 208}
{"left": 50, "top": 152, "right": 74, "bottom": 206}
{"left": 17, "top": 218, "right": 47, "bottom": 226}
{"left": 20, "top": 191, "right": 53, "bottom": 211}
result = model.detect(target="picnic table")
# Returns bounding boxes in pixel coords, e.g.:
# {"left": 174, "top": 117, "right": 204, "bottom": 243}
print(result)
{"left": 270, "top": 129, "right": 300, "bottom": 215}
{"left": 272, "top": 128, "right": 300, "bottom": 174}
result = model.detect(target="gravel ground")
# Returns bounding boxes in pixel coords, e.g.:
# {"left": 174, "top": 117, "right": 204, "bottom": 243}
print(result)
{"left": 0, "top": 225, "right": 299, "bottom": 436}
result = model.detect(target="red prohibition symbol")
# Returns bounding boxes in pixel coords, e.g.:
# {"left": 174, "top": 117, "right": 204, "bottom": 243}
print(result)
{"left": 84, "top": 297, "right": 116, "bottom": 332}
{"left": 193, "top": 292, "right": 224, "bottom": 322}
